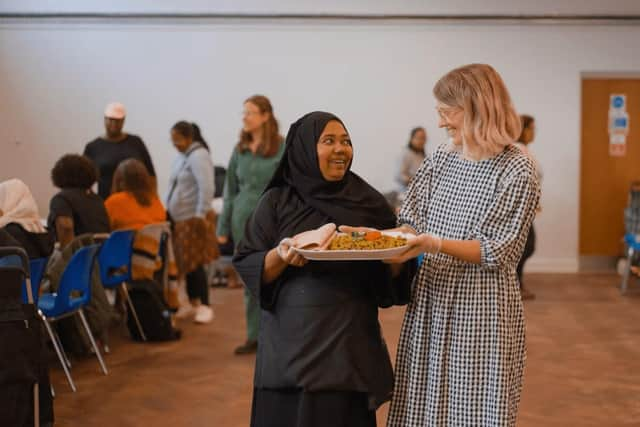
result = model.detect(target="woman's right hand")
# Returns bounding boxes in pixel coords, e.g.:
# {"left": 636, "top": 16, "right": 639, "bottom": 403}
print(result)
{"left": 385, "top": 233, "right": 442, "bottom": 264}
{"left": 276, "top": 238, "right": 308, "bottom": 268}
{"left": 217, "top": 235, "right": 229, "bottom": 245}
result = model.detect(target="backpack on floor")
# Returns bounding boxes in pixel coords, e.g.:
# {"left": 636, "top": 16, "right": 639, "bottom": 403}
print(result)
{"left": 126, "top": 280, "right": 181, "bottom": 342}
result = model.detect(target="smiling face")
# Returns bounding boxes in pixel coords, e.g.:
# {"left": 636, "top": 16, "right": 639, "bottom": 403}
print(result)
{"left": 316, "top": 120, "right": 353, "bottom": 182}
{"left": 436, "top": 104, "right": 465, "bottom": 146}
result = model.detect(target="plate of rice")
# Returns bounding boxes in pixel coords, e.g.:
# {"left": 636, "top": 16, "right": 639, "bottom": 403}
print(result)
{"left": 293, "top": 230, "right": 411, "bottom": 261}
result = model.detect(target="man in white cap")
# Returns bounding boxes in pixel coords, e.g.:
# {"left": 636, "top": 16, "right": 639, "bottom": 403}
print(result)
{"left": 83, "top": 102, "right": 156, "bottom": 199}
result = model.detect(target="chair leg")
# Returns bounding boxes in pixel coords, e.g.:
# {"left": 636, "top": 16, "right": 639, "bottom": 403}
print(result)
{"left": 33, "top": 382, "right": 39, "bottom": 427}
{"left": 77, "top": 309, "right": 108, "bottom": 375}
{"left": 622, "top": 247, "right": 634, "bottom": 294}
{"left": 122, "top": 283, "right": 147, "bottom": 342}
{"left": 40, "top": 312, "right": 76, "bottom": 392}
{"left": 52, "top": 327, "right": 71, "bottom": 369}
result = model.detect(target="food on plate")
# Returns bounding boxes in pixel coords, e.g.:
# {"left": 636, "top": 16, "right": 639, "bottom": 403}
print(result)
{"left": 329, "top": 231, "right": 407, "bottom": 250}
{"left": 363, "top": 230, "right": 382, "bottom": 241}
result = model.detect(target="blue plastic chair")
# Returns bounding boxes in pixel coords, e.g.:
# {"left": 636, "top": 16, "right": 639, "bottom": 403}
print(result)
{"left": 0, "top": 254, "right": 46, "bottom": 305}
{"left": 38, "top": 245, "right": 108, "bottom": 392}
{"left": 97, "top": 230, "right": 147, "bottom": 341}
{"left": 621, "top": 233, "right": 640, "bottom": 293}
{"left": 21, "top": 257, "right": 48, "bottom": 304}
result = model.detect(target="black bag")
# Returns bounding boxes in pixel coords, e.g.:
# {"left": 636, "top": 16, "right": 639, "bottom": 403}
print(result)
{"left": 214, "top": 166, "right": 226, "bottom": 198}
{"left": 218, "top": 236, "right": 235, "bottom": 257}
{"left": 126, "top": 280, "right": 181, "bottom": 342}
{"left": 55, "top": 311, "right": 95, "bottom": 357}
{"left": 0, "top": 248, "right": 54, "bottom": 427}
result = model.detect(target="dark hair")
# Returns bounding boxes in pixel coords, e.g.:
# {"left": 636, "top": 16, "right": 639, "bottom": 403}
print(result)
{"left": 517, "top": 114, "right": 535, "bottom": 142}
{"left": 191, "top": 122, "right": 210, "bottom": 151}
{"left": 238, "top": 95, "right": 283, "bottom": 157}
{"left": 172, "top": 121, "right": 194, "bottom": 140}
{"left": 111, "top": 159, "right": 154, "bottom": 206}
{"left": 408, "top": 127, "right": 426, "bottom": 154}
{"left": 51, "top": 154, "right": 98, "bottom": 190}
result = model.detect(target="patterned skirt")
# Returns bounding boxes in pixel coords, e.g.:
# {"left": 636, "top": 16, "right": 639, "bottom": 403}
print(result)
{"left": 172, "top": 213, "right": 219, "bottom": 276}
{"left": 387, "top": 263, "right": 526, "bottom": 427}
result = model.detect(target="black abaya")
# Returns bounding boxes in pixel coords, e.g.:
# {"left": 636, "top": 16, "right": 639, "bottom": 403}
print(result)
{"left": 233, "top": 112, "right": 416, "bottom": 426}
{"left": 251, "top": 388, "right": 376, "bottom": 427}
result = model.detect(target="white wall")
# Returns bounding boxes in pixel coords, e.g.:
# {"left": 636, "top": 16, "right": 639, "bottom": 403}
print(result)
{"left": 1, "top": 19, "right": 640, "bottom": 272}
{"left": 2, "top": 0, "right": 640, "bottom": 16}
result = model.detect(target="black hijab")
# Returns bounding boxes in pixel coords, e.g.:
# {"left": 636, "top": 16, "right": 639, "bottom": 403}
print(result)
{"left": 266, "top": 111, "right": 395, "bottom": 229}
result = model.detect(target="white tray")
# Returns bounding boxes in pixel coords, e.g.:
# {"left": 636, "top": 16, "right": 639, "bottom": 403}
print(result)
{"left": 293, "top": 232, "right": 411, "bottom": 261}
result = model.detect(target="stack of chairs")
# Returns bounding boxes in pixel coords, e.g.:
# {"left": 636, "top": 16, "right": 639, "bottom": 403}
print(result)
{"left": 621, "top": 182, "right": 640, "bottom": 293}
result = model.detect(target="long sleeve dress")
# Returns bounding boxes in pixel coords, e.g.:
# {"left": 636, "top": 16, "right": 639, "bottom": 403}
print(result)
{"left": 218, "top": 143, "right": 285, "bottom": 342}
{"left": 387, "top": 143, "right": 540, "bottom": 427}
{"left": 217, "top": 144, "right": 285, "bottom": 245}
{"left": 233, "top": 186, "right": 414, "bottom": 426}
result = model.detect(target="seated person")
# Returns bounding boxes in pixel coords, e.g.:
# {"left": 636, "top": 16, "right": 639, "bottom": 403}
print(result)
{"left": 48, "top": 154, "right": 110, "bottom": 248}
{"left": 105, "top": 159, "right": 166, "bottom": 230}
{"left": 0, "top": 179, "right": 53, "bottom": 259}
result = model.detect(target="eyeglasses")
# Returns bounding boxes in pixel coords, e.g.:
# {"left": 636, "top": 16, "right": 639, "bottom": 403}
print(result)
{"left": 435, "top": 106, "right": 460, "bottom": 120}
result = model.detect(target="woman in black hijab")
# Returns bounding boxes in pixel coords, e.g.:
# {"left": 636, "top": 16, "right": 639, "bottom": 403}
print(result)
{"left": 233, "top": 112, "right": 415, "bottom": 427}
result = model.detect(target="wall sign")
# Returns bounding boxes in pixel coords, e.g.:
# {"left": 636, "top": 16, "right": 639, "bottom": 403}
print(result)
{"left": 609, "top": 94, "right": 630, "bottom": 157}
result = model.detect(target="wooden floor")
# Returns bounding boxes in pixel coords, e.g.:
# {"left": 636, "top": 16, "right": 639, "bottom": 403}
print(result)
{"left": 51, "top": 273, "right": 640, "bottom": 426}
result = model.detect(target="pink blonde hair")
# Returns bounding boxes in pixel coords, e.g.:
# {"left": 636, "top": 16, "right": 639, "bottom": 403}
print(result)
{"left": 433, "top": 64, "right": 521, "bottom": 160}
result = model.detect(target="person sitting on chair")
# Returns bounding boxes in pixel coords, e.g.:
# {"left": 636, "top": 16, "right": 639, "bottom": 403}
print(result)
{"left": 105, "top": 159, "right": 166, "bottom": 231}
{"left": 48, "top": 154, "right": 110, "bottom": 248}
{"left": 0, "top": 179, "right": 53, "bottom": 259}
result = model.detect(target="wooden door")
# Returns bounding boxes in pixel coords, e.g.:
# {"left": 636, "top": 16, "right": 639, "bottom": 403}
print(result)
{"left": 580, "top": 78, "right": 640, "bottom": 256}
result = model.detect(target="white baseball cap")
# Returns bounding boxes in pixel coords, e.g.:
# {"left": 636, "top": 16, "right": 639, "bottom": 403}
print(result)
{"left": 104, "top": 102, "right": 126, "bottom": 119}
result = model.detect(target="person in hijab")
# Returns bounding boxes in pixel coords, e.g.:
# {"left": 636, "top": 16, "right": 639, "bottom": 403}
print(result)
{"left": 0, "top": 179, "right": 53, "bottom": 259}
{"left": 233, "top": 112, "right": 415, "bottom": 427}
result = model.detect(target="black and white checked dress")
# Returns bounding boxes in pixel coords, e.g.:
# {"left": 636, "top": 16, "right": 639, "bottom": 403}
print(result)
{"left": 388, "top": 143, "right": 540, "bottom": 427}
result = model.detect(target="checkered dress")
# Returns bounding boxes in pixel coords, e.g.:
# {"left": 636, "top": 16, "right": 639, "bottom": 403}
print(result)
{"left": 387, "top": 143, "right": 540, "bottom": 427}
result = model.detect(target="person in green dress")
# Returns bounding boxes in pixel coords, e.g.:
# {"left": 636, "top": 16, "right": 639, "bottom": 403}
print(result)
{"left": 217, "top": 95, "right": 285, "bottom": 355}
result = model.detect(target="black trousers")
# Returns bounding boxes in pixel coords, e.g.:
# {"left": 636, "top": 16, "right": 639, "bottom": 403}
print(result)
{"left": 517, "top": 225, "right": 536, "bottom": 288}
{"left": 251, "top": 388, "right": 376, "bottom": 427}
{"left": 186, "top": 266, "right": 209, "bottom": 305}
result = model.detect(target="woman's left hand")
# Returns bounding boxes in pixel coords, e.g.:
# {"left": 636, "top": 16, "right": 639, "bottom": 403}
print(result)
{"left": 384, "top": 233, "right": 442, "bottom": 264}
